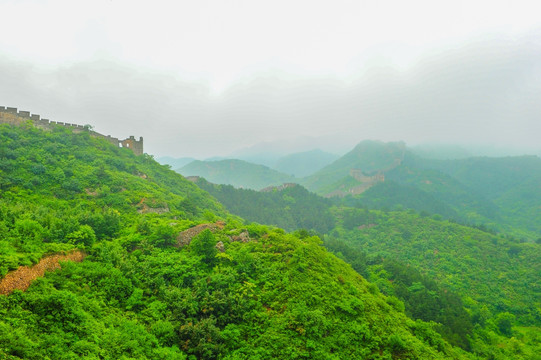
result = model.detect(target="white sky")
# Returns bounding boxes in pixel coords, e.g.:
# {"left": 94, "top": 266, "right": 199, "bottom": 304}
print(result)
{"left": 1, "top": 0, "right": 540, "bottom": 157}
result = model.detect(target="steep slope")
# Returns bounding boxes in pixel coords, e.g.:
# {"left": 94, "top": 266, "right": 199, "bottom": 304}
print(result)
{"left": 327, "top": 209, "right": 540, "bottom": 327}
{"left": 0, "top": 123, "right": 224, "bottom": 277}
{"left": 310, "top": 141, "right": 539, "bottom": 238}
{"left": 272, "top": 149, "right": 339, "bottom": 177}
{"left": 326, "top": 208, "right": 541, "bottom": 359}
{"left": 187, "top": 177, "right": 540, "bottom": 358}
{"left": 301, "top": 140, "right": 406, "bottom": 195}
{"left": 0, "top": 123, "right": 471, "bottom": 359}
{"left": 380, "top": 161, "right": 501, "bottom": 224}
{"left": 195, "top": 178, "right": 336, "bottom": 233}
{"left": 178, "top": 159, "right": 294, "bottom": 190}
{"left": 416, "top": 156, "right": 541, "bottom": 234}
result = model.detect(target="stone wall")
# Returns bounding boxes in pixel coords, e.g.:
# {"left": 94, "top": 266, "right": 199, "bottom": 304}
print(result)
{"left": 349, "top": 169, "right": 385, "bottom": 183}
{"left": 0, "top": 106, "right": 143, "bottom": 155}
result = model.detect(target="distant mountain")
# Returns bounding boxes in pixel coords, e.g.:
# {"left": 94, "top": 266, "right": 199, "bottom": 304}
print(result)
{"left": 301, "top": 140, "right": 406, "bottom": 195}
{"left": 293, "top": 140, "right": 541, "bottom": 238}
{"left": 156, "top": 156, "right": 196, "bottom": 169}
{"left": 272, "top": 149, "right": 339, "bottom": 177}
{"left": 325, "top": 148, "right": 508, "bottom": 230}
{"left": 416, "top": 155, "right": 541, "bottom": 200}
{"left": 374, "top": 157, "right": 501, "bottom": 223}
{"left": 230, "top": 135, "right": 355, "bottom": 167}
{"left": 195, "top": 179, "right": 336, "bottom": 233}
{"left": 413, "top": 155, "right": 541, "bottom": 234}
{"left": 177, "top": 159, "right": 294, "bottom": 190}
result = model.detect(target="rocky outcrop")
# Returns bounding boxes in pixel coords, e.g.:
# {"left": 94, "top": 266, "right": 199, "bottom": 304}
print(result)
{"left": 176, "top": 221, "right": 226, "bottom": 247}
{"left": 215, "top": 241, "right": 225, "bottom": 252}
{"left": 136, "top": 198, "right": 170, "bottom": 214}
{"left": 230, "top": 230, "right": 251, "bottom": 243}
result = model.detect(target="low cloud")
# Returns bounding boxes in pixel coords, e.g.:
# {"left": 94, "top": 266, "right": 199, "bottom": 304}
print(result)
{"left": 1, "top": 31, "right": 540, "bottom": 157}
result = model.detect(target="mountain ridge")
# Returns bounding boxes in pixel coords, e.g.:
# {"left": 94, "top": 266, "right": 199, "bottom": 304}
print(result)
{"left": 178, "top": 158, "right": 295, "bottom": 190}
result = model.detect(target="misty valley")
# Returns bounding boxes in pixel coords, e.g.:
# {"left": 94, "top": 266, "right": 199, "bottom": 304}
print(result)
{"left": 0, "top": 110, "right": 539, "bottom": 360}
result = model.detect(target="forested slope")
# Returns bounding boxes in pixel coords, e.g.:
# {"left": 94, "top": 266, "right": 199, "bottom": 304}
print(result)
{"left": 192, "top": 175, "right": 541, "bottom": 359}
{"left": 0, "top": 123, "right": 472, "bottom": 359}
{"left": 415, "top": 155, "right": 541, "bottom": 235}
{"left": 195, "top": 178, "right": 335, "bottom": 233}
{"left": 326, "top": 209, "right": 541, "bottom": 359}
{"left": 304, "top": 141, "right": 541, "bottom": 240}
{"left": 301, "top": 140, "right": 406, "bottom": 194}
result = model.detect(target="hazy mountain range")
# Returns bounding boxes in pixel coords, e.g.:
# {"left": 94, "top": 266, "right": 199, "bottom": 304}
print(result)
{"left": 171, "top": 139, "right": 541, "bottom": 240}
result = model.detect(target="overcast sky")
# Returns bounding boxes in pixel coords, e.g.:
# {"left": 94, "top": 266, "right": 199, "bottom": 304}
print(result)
{"left": 1, "top": 0, "right": 540, "bottom": 158}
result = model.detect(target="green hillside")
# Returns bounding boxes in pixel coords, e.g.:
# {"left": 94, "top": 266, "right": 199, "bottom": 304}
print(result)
{"left": 195, "top": 179, "right": 336, "bottom": 233}
{"left": 298, "top": 140, "right": 540, "bottom": 239}
{"left": 0, "top": 123, "right": 475, "bottom": 359}
{"left": 343, "top": 181, "right": 460, "bottom": 219}
{"left": 188, "top": 177, "right": 541, "bottom": 359}
{"left": 178, "top": 159, "right": 295, "bottom": 190}
{"left": 326, "top": 208, "right": 541, "bottom": 359}
{"left": 415, "top": 156, "right": 541, "bottom": 235}
{"left": 328, "top": 209, "right": 540, "bottom": 324}
{"left": 382, "top": 162, "right": 500, "bottom": 222}
{"left": 301, "top": 140, "right": 406, "bottom": 194}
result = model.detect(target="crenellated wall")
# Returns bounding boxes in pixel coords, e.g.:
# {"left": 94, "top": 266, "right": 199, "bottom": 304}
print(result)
{"left": 0, "top": 106, "right": 143, "bottom": 155}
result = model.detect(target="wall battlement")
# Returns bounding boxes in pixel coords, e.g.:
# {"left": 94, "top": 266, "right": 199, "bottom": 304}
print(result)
{"left": 0, "top": 106, "right": 143, "bottom": 155}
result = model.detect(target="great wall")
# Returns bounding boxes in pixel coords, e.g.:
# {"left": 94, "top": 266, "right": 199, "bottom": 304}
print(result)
{"left": 0, "top": 106, "right": 143, "bottom": 155}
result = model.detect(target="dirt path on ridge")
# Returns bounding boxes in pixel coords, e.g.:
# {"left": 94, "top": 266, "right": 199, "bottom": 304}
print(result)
{"left": 0, "top": 251, "right": 86, "bottom": 295}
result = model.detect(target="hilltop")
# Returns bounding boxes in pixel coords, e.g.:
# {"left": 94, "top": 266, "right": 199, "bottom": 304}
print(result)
{"left": 178, "top": 158, "right": 295, "bottom": 190}
{"left": 300, "top": 140, "right": 406, "bottom": 195}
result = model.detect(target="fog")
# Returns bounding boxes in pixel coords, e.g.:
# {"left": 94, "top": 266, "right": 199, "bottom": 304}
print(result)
{"left": 1, "top": 1, "right": 540, "bottom": 158}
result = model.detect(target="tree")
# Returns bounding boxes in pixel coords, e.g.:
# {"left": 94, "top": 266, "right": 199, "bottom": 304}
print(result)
{"left": 495, "top": 312, "right": 515, "bottom": 337}
{"left": 66, "top": 225, "right": 96, "bottom": 247}
{"left": 190, "top": 229, "right": 217, "bottom": 265}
